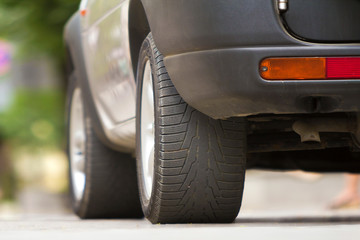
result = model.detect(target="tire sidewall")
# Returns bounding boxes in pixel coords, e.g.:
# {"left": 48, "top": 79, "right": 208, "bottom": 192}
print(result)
{"left": 136, "top": 35, "right": 159, "bottom": 218}
{"left": 66, "top": 73, "right": 89, "bottom": 217}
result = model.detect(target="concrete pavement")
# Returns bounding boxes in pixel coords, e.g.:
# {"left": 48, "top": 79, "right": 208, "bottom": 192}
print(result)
{"left": 1, "top": 213, "right": 360, "bottom": 240}
{"left": 1, "top": 170, "right": 360, "bottom": 240}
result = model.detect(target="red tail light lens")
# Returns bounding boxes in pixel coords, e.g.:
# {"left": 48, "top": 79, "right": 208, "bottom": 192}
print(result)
{"left": 326, "top": 57, "right": 360, "bottom": 79}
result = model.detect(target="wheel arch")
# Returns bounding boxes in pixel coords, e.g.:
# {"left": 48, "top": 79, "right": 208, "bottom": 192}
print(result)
{"left": 64, "top": 14, "right": 80, "bottom": 79}
{"left": 129, "top": 0, "right": 151, "bottom": 81}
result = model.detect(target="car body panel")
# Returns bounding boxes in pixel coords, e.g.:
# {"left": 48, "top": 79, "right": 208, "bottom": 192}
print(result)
{"left": 67, "top": 0, "right": 360, "bottom": 159}
{"left": 80, "top": 0, "right": 124, "bottom": 30}
{"left": 73, "top": 0, "right": 136, "bottom": 150}
{"left": 140, "top": 0, "right": 295, "bottom": 56}
{"left": 141, "top": 0, "right": 360, "bottom": 119}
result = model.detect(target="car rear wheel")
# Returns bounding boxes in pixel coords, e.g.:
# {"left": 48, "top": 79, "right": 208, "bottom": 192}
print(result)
{"left": 136, "top": 34, "right": 247, "bottom": 224}
{"left": 67, "top": 73, "right": 143, "bottom": 219}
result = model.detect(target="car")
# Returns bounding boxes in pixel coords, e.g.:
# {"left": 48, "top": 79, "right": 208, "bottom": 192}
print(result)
{"left": 64, "top": 0, "right": 360, "bottom": 224}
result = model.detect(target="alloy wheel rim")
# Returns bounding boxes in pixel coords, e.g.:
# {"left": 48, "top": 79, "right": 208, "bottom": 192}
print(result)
{"left": 140, "top": 60, "right": 155, "bottom": 201}
{"left": 70, "top": 88, "right": 86, "bottom": 202}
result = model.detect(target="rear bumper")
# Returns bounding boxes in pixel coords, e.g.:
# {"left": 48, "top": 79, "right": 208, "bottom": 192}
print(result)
{"left": 142, "top": 0, "right": 360, "bottom": 119}
{"left": 165, "top": 47, "right": 360, "bottom": 119}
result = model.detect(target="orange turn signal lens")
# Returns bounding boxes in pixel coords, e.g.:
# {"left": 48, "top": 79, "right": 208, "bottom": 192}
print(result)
{"left": 260, "top": 57, "right": 326, "bottom": 80}
{"left": 80, "top": 9, "right": 87, "bottom": 16}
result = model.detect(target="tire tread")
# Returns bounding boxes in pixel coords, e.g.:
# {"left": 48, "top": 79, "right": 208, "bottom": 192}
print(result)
{"left": 142, "top": 34, "right": 247, "bottom": 223}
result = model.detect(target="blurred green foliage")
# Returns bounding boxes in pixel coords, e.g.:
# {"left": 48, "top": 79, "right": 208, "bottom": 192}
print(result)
{"left": 0, "top": 0, "right": 80, "bottom": 149}
{"left": 0, "top": 0, "right": 79, "bottom": 62}
{"left": 0, "top": 166, "right": 16, "bottom": 201}
{"left": 0, "top": 1, "right": 78, "bottom": 200}
{"left": 0, "top": 90, "right": 65, "bottom": 150}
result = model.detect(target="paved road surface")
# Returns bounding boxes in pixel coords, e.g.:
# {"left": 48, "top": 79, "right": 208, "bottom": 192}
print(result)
{"left": 1, "top": 213, "right": 360, "bottom": 240}
{"left": 1, "top": 171, "right": 360, "bottom": 240}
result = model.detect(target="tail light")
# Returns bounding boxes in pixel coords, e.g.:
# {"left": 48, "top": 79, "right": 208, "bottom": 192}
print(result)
{"left": 260, "top": 57, "right": 360, "bottom": 80}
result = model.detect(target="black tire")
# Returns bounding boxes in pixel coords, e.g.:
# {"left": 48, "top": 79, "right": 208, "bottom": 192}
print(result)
{"left": 67, "top": 73, "right": 143, "bottom": 219}
{"left": 136, "top": 34, "right": 247, "bottom": 224}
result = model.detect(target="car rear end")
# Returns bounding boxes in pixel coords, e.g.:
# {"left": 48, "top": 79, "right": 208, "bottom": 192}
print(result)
{"left": 141, "top": 0, "right": 360, "bottom": 172}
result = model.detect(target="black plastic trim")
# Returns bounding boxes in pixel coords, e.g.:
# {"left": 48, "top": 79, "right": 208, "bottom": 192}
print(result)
{"left": 142, "top": 0, "right": 360, "bottom": 119}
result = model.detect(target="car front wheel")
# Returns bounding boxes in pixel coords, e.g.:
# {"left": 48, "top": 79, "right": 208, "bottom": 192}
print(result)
{"left": 67, "top": 72, "right": 143, "bottom": 219}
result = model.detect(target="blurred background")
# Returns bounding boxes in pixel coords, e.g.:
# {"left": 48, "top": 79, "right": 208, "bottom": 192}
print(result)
{"left": 0, "top": 0, "right": 358, "bottom": 220}
{"left": 0, "top": 0, "right": 79, "bottom": 217}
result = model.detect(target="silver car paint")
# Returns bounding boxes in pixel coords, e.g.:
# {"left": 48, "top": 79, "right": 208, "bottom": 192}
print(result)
{"left": 79, "top": 0, "right": 136, "bottom": 150}
{"left": 80, "top": 0, "right": 122, "bottom": 30}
